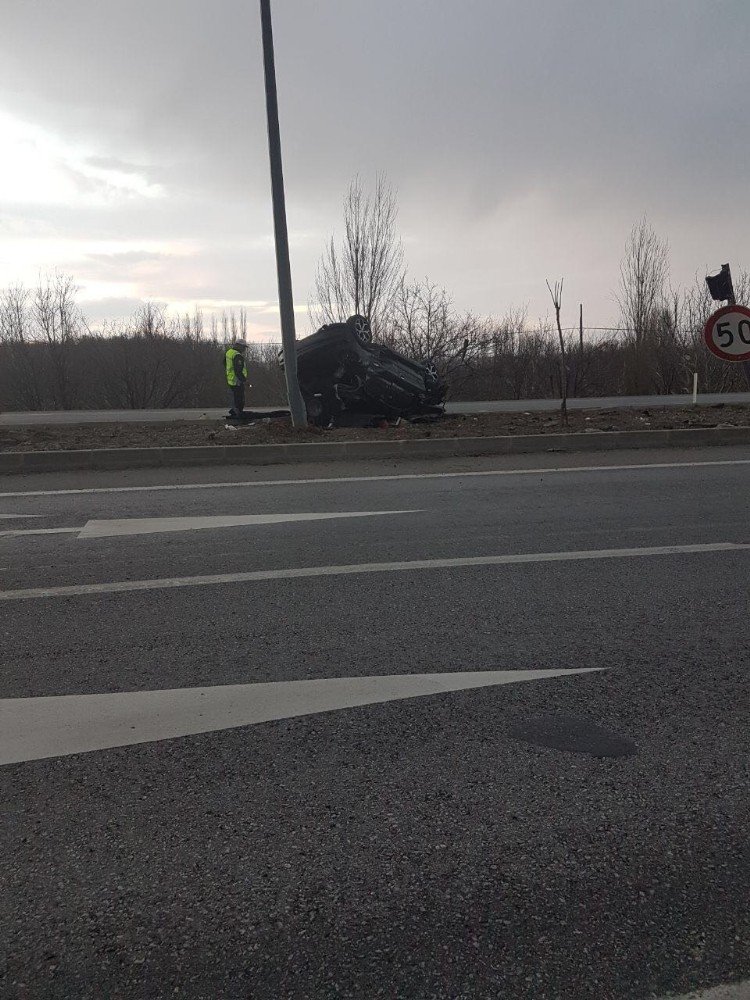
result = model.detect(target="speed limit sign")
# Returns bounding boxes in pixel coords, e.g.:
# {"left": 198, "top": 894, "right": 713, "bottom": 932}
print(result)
{"left": 703, "top": 304, "right": 750, "bottom": 362}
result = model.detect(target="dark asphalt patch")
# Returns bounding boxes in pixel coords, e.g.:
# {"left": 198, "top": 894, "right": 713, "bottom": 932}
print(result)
{"left": 509, "top": 714, "right": 637, "bottom": 758}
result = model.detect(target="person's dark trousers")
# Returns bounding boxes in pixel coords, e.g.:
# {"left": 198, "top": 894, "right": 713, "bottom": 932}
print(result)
{"left": 229, "top": 384, "right": 245, "bottom": 417}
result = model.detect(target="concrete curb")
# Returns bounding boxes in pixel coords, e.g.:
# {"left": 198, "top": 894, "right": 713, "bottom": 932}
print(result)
{"left": 2, "top": 426, "right": 750, "bottom": 475}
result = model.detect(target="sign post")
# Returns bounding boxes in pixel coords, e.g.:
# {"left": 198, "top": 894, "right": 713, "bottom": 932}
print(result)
{"left": 705, "top": 264, "right": 750, "bottom": 386}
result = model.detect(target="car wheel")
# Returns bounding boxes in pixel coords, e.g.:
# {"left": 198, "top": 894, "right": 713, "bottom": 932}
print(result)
{"left": 304, "top": 394, "right": 334, "bottom": 427}
{"left": 347, "top": 314, "right": 373, "bottom": 345}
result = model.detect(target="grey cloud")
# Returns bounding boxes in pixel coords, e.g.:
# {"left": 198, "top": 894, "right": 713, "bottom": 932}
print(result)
{"left": 84, "top": 156, "right": 151, "bottom": 175}
{"left": 81, "top": 250, "right": 172, "bottom": 281}
{"left": 77, "top": 296, "right": 153, "bottom": 323}
{"left": 1, "top": 0, "right": 749, "bottom": 324}
{"left": 87, "top": 251, "right": 168, "bottom": 266}
{"left": 6, "top": 0, "right": 746, "bottom": 201}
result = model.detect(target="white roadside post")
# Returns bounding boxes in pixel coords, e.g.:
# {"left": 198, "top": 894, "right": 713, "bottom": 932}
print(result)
{"left": 692, "top": 372, "right": 699, "bottom": 405}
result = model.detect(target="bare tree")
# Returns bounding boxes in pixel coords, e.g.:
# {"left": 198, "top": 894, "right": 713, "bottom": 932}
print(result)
{"left": 133, "top": 301, "right": 170, "bottom": 339}
{"left": 312, "top": 174, "right": 404, "bottom": 334}
{"left": 382, "top": 277, "right": 484, "bottom": 389}
{"left": 681, "top": 271, "right": 750, "bottom": 393}
{"left": 386, "top": 279, "right": 448, "bottom": 358}
{"left": 190, "top": 307, "right": 204, "bottom": 342}
{"left": 0, "top": 284, "right": 28, "bottom": 345}
{"left": 5, "top": 228, "right": 750, "bottom": 413}
{"left": 479, "top": 307, "right": 529, "bottom": 399}
{"left": 216, "top": 307, "right": 250, "bottom": 345}
{"left": 617, "top": 219, "right": 670, "bottom": 394}
{"left": 546, "top": 279, "right": 568, "bottom": 425}
{"left": 208, "top": 313, "right": 219, "bottom": 343}
{"left": 32, "top": 273, "right": 86, "bottom": 409}
{"left": 100, "top": 304, "right": 177, "bottom": 408}
{"left": 647, "top": 289, "right": 689, "bottom": 394}
{"left": 0, "top": 284, "right": 44, "bottom": 409}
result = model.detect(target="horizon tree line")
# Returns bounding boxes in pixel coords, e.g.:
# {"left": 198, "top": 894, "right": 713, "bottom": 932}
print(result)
{"left": 1, "top": 178, "right": 747, "bottom": 411}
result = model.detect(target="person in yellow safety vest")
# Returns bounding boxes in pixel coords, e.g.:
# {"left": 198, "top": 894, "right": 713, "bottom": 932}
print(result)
{"left": 225, "top": 339, "right": 249, "bottom": 418}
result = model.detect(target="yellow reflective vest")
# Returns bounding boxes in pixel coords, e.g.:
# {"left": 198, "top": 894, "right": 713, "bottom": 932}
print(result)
{"left": 225, "top": 348, "right": 248, "bottom": 387}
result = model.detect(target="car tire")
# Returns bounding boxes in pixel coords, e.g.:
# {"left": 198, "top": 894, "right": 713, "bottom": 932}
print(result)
{"left": 346, "top": 314, "right": 373, "bottom": 345}
{"left": 304, "top": 394, "right": 333, "bottom": 427}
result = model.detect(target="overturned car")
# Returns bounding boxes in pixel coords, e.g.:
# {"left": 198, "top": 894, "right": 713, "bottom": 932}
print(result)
{"left": 280, "top": 315, "right": 448, "bottom": 426}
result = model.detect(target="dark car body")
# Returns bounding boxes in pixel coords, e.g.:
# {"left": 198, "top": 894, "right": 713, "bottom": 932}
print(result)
{"left": 281, "top": 316, "right": 448, "bottom": 425}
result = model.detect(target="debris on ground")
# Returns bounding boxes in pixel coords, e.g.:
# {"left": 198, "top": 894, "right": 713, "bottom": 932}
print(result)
{"left": 2, "top": 404, "right": 749, "bottom": 452}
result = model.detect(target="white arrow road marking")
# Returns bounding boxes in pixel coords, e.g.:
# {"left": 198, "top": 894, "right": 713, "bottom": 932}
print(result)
{"left": 0, "top": 510, "right": 420, "bottom": 540}
{"left": 1, "top": 541, "right": 748, "bottom": 601}
{"left": 76, "top": 509, "right": 421, "bottom": 539}
{"left": 0, "top": 527, "right": 78, "bottom": 538}
{"left": 0, "top": 668, "right": 601, "bottom": 765}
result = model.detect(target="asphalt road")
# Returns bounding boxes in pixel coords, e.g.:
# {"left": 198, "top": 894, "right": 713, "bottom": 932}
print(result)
{"left": 2, "top": 391, "right": 750, "bottom": 425}
{"left": 2, "top": 447, "right": 749, "bottom": 999}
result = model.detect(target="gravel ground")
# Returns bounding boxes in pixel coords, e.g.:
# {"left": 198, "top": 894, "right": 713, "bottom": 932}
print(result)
{"left": 1, "top": 404, "right": 749, "bottom": 452}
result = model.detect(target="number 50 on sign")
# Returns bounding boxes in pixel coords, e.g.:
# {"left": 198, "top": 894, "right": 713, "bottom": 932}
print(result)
{"left": 704, "top": 305, "right": 750, "bottom": 362}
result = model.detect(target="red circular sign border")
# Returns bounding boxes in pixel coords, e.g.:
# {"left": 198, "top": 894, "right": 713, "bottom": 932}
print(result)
{"left": 703, "top": 304, "right": 750, "bottom": 363}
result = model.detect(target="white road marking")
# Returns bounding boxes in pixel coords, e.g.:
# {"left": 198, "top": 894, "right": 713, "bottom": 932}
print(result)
{"left": 1, "top": 457, "right": 749, "bottom": 498}
{"left": 0, "top": 527, "right": 78, "bottom": 538}
{"left": 76, "top": 509, "right": 420, "bottom": 539}
{"left": 0, "top": 667, "right": 601, "bottom": 765}
{"left": 0, "top": 541, "right": 747, "bottom": 601}
{"left": 0, "top": 510, "right": 420, "bottom": 541}
{"left": 0, "top": 513, "right": 42, "bottom": 519}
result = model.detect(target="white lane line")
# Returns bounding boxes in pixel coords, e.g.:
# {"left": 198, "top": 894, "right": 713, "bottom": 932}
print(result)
{"left": 0, "top": 667, "right": 601, "bottom": 765}
{"left": 2, "top": 457, "right": 750, "bottom": 498}
{"left": 77, "top": 509, "right": 420, "bottom": 539}
{"left": 0, "top": 527, "right": 78, "bottom": 538}
{"left": 0, "top": 513, "right": 42, "bottom": 519}
{"left": 1, "top": 541, "right": 747, "bottom": 601}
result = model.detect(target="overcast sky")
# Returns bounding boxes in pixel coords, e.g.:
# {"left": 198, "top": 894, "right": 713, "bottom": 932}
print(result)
{"left": 1, "top": 0, "right": 747, "bottom": 338}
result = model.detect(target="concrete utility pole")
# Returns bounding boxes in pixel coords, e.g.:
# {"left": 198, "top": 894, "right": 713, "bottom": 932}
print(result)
{"left": 259, "top": 0, "right": 307, "bottom": 427}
